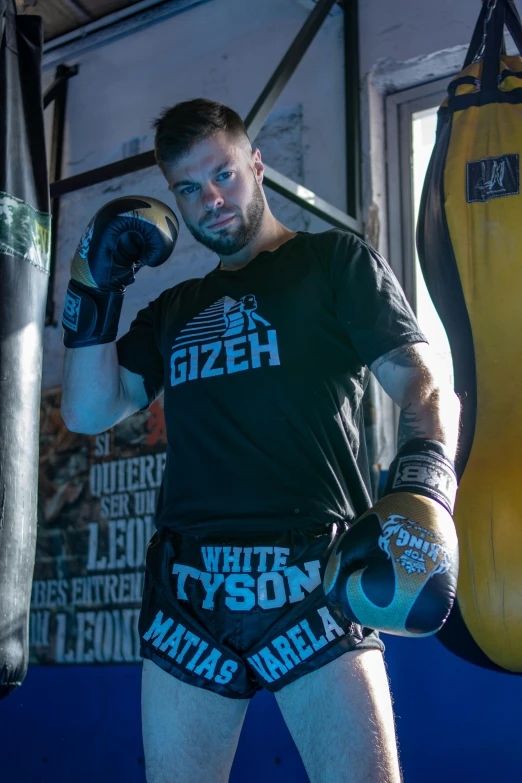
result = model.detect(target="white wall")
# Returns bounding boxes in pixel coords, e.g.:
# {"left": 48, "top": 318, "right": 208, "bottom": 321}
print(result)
{"left": 41, "top": 0, "right": 522, "bottom": 391}
{"left": 359, "top": 0, "right": 489, "bottom": 80}
{"left": 356, "top": 0, "right": 522, "bottom": 465}
{"left": 42, "top": 0, "right": 345, "bottom": 389}
{"left": 358, "top": 0, "right": 521, "bottom": 261}
{"left": 44, "top": 0, "right": 345, "bottom": 200}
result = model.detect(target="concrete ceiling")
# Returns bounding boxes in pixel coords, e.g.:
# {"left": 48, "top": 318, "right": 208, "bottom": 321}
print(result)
{"left": 17, "top": 0, "right": 150, "bottom": 42}
{"left": 17, "top": 0, "right": 342, "bottom": 48}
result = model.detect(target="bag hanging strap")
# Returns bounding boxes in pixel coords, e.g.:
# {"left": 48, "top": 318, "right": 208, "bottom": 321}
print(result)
{"left": 463, "top": 1, "right": 493, "bottom": 69}
{"left": 482, "top": 0, "right": 506, "bottom": 91}
{"left": 463, "top": 0, "right": 522, "bottom": 91}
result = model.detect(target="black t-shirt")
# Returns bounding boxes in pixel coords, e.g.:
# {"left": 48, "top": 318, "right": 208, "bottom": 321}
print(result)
{"left": 116, "top": 229, "right": 426, "bottom": 535}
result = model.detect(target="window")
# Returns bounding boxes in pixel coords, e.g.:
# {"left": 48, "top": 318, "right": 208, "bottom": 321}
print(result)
{"left": 411, "top": 107, "right": 453, "bottom": 385}
{"left": 386, "top": 77, "right": 456, "bottom": 386}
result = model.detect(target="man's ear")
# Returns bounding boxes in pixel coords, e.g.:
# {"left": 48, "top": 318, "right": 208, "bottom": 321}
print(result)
{"left": 252, "top": 148, "right": 264, "bottom": 183}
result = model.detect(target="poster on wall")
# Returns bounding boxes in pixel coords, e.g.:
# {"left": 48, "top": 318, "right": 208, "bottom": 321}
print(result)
{"left": 30, "top": 388, "right": 166, "bottom": 665}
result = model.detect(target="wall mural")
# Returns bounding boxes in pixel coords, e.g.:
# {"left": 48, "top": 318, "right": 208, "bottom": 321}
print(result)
{"left": 31, "top": 389, "right": 166, "bottom": 665}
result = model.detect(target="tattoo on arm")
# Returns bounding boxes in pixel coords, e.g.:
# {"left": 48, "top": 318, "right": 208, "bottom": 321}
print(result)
{"left": 372, "top": 344, "right": 424, "bottom": 375}
{"left": 371, "top": 343, "right": 458, "bottom": 456}
{"left": 397, "top": 402, "right": 430, "bottom": 450}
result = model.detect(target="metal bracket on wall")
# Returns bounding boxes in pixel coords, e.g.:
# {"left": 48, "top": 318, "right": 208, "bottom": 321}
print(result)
{"left": 45, "top": 0, "right": 363, "bottom": 322}
{"left": 43, "top": 64, "right": 78, "bottom": 109}
{"left": 45, "top": 63, "right": 79, "bottom": 326}
{"left": 244, "top": 0, "right": 340, "bottom": 141}
{"left": 263, "top": 165, "right": 360, "bottom": 232}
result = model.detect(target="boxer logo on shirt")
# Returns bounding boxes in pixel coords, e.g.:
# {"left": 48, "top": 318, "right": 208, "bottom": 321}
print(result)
{"left": 169, "top": 295, "right": 280, "bottom": 386}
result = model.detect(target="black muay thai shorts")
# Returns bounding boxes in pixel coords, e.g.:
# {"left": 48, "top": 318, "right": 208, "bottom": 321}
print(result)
{"left": 139, "top": 522, "right": 384, "bottom": 699}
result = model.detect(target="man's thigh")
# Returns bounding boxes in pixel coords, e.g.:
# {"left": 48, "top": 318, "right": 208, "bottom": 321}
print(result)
{"left": 141, "top": 659, "right": 250, "bottom": 783}
{"left": 275, "top": 649, "right": 401, "bottom": 783}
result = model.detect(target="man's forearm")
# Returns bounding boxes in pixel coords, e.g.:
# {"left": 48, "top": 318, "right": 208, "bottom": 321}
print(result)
{"left": 370, "top": 343, "right": 460, "bottom": 462}
{"left": 397, "top": 386, "right": 460, "bottom": 460}
{"left": 62, "top": 342, "right": 123, "bottom": 434}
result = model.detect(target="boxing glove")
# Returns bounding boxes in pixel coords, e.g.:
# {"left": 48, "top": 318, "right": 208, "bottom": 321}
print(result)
{"left": 62, "top": 196, "right": 178, "bottom": 348}
{"left": 323, "top": 439, "right": 459, "bottom": 637}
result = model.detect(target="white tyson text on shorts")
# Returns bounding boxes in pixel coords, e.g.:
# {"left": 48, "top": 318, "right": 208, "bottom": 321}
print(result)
{"left": 173, "top": 545, "right": 322, "bottom": 611}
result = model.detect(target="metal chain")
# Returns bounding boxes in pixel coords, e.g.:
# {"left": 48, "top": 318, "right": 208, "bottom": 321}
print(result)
{"left": 472, "top": 0, "right": 499, "bottom": 63}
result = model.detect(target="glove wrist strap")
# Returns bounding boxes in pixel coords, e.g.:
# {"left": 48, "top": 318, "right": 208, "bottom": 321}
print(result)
{"left": 62, "top": 279, "right": 124, "bottom": 348}
{"left": 384, "top": 438, "right": 457, "bottom": 514}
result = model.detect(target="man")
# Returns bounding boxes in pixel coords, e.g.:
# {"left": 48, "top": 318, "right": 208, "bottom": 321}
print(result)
{"left": 61, "top": 98, "right": 460, "bottom": 783}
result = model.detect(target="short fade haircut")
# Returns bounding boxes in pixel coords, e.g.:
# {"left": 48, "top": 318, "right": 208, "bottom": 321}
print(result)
{"left": 151, "top": 98, "right": 251, "bottom": 172}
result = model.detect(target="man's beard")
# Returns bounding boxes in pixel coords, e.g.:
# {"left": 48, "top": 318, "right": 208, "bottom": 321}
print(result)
{"left": 186, "top": 177, "right": 265, "bottom": 256}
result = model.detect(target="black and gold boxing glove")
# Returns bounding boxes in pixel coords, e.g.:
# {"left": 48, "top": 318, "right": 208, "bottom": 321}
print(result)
{"left": 323, "top": 439, "right": 459, "bottom": 637}
{"left": 62, "top": 196, "right": 178, "bottom": 348}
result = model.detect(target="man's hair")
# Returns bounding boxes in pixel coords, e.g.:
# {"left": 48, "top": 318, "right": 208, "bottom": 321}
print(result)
{"left": 152, "top": 98, "right": 251, "bottom": 171}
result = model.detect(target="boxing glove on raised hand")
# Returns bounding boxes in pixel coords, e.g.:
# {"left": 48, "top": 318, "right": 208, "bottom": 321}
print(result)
{"left": 323, "top": 439, "right": 459, "bottom": 637}
{"left": 62, "top": 196, "right": 178, "bottom": 348}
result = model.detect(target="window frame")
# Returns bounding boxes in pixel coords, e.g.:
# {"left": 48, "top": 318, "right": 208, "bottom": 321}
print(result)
{"left": 378, "top": 77, "right": 456, "bottom": 456}
{"left": 384, "top": 76, "right": 455, "bottom": 311}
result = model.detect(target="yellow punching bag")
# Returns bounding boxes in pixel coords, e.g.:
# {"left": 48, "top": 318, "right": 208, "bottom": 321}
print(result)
{"left": 417, "top": 0, "right": 522, "bottom": 673}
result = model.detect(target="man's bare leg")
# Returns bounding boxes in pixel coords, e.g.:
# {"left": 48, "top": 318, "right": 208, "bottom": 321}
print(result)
{"left": 275, "top": 649, "right": 401, "bottom": 783}
{"left": 141, "top": 659, "right": 249, "bottom": 783}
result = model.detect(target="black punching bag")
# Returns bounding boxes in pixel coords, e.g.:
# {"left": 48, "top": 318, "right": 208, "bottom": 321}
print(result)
{"left": 0, "top": 0, "right": 50, "bottom": 697}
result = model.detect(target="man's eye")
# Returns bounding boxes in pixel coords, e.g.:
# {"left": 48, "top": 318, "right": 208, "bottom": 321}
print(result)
{"left": 181, "top": 185, "right": 198, "bottom": 195}
{"left": 217, "top": 172, "right": 232, "bottom": 181}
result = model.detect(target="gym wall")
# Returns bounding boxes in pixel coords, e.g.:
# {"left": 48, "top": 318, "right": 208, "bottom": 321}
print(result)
{"left": 1, "top": 1, "right": 521, "bottom": 782}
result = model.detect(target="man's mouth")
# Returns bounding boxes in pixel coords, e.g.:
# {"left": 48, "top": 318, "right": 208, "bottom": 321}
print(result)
{"left": 206, "top": 215, "right": 236, "bottom": 230}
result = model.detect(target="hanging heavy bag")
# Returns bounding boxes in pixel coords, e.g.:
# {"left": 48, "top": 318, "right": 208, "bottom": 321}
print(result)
{"left": 417, "top": 0, "right": 522, "bottom": 673}
{"left": 0, "top": 0, "right": 50, "bottom": 697}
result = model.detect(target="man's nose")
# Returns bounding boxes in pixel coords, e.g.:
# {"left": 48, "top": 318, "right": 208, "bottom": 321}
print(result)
{"left": 202, "top": 183, "right": 225, "bottom": 211}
